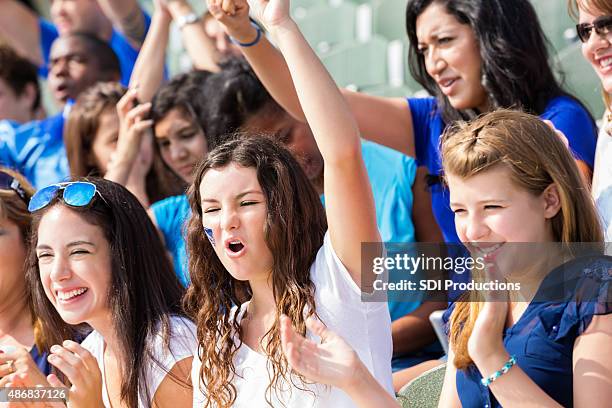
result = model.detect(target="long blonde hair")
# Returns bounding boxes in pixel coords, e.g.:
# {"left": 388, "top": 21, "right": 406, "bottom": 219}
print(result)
{"left": 440, "top": 110, "right": 603, "bottom": 368}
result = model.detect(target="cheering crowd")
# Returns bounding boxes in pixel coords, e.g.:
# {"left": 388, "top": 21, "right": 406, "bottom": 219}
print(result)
{"left": 0, "top": 0, "right": 610, "bottom": 407}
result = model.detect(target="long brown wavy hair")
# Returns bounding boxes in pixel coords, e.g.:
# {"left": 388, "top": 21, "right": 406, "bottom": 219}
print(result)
{"left": 440, "top": 110, "right": 603, "bottom": 369}
{"left": 184, "top": 136, "right": 327, "bottom": 407}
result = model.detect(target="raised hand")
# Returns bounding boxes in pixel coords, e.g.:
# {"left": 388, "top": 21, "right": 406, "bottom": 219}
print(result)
{"left": 106, "top": 88, "right": 153, "bottom": 184}
{"left": 467, "top": 258, "right": 509, "bottom": 365}
{"left": 47, "top": 341, "right": 104, "bottom": 408}
{"left": 248, "top": 0, "right": 291, "bottom": 30}
{"left": 280, "top": 315, "right": 362, "bottom": 390}
{"left": 207, "top": 0, "right": 253, "bottom": 42}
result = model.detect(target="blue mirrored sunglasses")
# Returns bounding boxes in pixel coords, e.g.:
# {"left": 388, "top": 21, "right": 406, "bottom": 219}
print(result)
{"left": 28, "top": 182, "right": 101, "bottom": 213}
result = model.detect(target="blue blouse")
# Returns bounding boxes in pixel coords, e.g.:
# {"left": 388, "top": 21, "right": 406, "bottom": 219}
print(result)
{"left": 407, "top": 96, "right": 597, "bottom": 244}
{"left": 444, "top": 255, "right": 612, "bottom": 407}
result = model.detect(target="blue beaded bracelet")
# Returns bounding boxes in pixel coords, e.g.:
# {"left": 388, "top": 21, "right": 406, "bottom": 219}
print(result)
{"left": 230, "top": 19, "right": 262, "bottom": 47}
{"left": 480, "top": 355, "right": 516, "bottom": 387}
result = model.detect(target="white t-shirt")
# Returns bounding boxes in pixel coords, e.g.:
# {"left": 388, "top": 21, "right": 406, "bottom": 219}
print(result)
{"left": 593, "top": 112, "right": 612, "bottom": 242}
{"left": 192, "top": 232, "right": 393, "bottom": 407}
{"left": 81, "top": 315, "right": 197, "bottom": 408}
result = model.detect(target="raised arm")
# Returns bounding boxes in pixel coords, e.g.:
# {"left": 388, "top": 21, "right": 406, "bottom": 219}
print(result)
{"left": 238, "top": 0, "right": 378, "bottom": 285}
{"left": 208, "top": 0, "right": 415, "bottom": 157}
{"left": 128, "top": 0, "right": 172, "bottom": 103}
{"left": 97, "top": 0, "right": 148, "bottom": 47}
{"left": 166, "top": 0, "right": 222, "bottom": 72}
{"left": 0, "top": 0, "right": 42, "bottom": 65}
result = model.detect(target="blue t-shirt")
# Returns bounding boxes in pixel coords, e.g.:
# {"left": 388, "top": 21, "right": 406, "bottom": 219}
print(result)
{"left": 151, "top": 194, "right": 191, "bottom": 287}
{"left": 408, "top": 96, "right": 598, "bottom": 243}
{"left": 443, "top": 255, "right": 612, "bottom": 408}
{"left": 38, "top": 11, "right": 151, "bottom": 86}
{"left": 0, "top": 111, "right": 69, "bottom": 189}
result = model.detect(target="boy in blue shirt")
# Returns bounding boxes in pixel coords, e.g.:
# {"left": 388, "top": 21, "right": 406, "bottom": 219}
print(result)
{"left": 0, "top": 33, "right": 121, "bottom": 188}
{"left": 0, "top": 0, "right": 149, "bottom": 85}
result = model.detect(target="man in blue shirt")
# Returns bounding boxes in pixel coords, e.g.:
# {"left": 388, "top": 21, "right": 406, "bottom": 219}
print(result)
{"left": 0, "top": 33, "right": 121, "bottom": 189}
{"left": 0, "top": 0, "right": 149, "bottom": 85}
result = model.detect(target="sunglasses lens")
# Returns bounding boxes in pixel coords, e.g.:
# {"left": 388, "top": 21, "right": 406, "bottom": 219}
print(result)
{"left": 28, "top": 185, "right": 60, "bottom": 212}
{"left": 577, "top": 24, "right": 591, "bottom": 42}
{"left": 63, "top": 182, "right": 96, "bottom": 207}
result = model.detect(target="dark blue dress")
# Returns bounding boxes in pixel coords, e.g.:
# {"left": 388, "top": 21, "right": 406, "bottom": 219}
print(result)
{"left": 444, "top": 255, "right": 612, "bottom": 408}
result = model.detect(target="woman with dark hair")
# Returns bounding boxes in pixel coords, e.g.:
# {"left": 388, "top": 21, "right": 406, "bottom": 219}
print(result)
{"left": 0, "top": 167, "right": 52, "bottom": 377}
{"left": 63, "top": 81, "right": 184, "bottom": 208}
{"left": 209, "top": 0, "right": 598, "bottom": 244}
{"left": 571, "top": 0, "right": 612, "bottom": 241}
{"left": 0, "top": 178, "right": 196, "bottom": 408}
{"left": 147, "top": 70, "right": 217, "bottom": 286}
{"left": 186, "top": 0, "right": 393, "bottom": 405}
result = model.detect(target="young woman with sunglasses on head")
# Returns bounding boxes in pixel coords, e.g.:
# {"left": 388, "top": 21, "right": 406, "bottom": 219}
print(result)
{"left": 571, "top": 0, "right": 612, "bottom": 241}
{"left": 0, "top": 168, "right": 54, "bottom": 381}
{"left": 185, "top": 0, "right": 393, "bottom": 406}
{"left": 278, "top": 110, "right": 612, "bottom": 408}
{"left": 0, "top": 178, "right": 196, "bottom": 408}
{"left": 209, "top": 0, "right": 598, "bottom": 244}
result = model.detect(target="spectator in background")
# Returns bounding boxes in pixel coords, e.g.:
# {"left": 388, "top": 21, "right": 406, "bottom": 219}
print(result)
{"left": 0, "top": 43, "right": 41, "bottom": 123}
{"left": 0, "top": 0, "right": 150, "bottom": 85}
{"left": 0, "top": 33, "right": 121, "bottom": 189}
{"left": 210, "top": 0, "right": 598, "bottom": 245}
{"left": 63, "top": 82, "right": 184, "bottom": 208}
{"left": 572, "top": 0, "right": 612, "bottom": 241}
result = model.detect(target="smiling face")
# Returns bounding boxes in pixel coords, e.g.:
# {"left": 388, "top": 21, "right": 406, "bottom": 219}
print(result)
{"left": 416, "top": 2, "right": 488, "bottom": 112}
{"left": 36, "top": 205, "right": 112, "bottom": 326}
{"left": 579, "top": 7, "right": 612, "bottom": 94}
{"left": 154, "top": 108, "right": 208, "bottom": 183}
{"left": 199, "top": 163, "right": 274, "bottom": 283}
{"left": 447, "top": 166, "right": 561, "bottom": 276}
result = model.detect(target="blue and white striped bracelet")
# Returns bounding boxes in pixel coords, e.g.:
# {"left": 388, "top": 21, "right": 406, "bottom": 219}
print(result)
{"left": 481, "top": 355, "right": 517, "bottom": 387}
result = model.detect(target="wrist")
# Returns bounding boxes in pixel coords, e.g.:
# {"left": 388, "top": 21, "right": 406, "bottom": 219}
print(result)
{"left": 473, "top": 347, "right": 509, "bottom": 375}
{"left": 343, "top": 359, "right": 372, "bottom": 395}
{"left": 266, "top": 18, "right": 298, "bottom": 37}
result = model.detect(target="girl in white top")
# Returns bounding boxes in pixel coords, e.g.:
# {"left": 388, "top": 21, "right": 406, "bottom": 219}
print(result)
{"left": 184, "top": 0, "right": 393, "bottom": 406}
{"left": 574, "top": 0, "right": 612, "bottom": 241}
{"left": 2, "top": 178, "right": 196, "bottom": 408}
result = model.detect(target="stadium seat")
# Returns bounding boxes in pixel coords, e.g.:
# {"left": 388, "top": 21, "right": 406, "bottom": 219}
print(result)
{"left": 294, "top": 2, "right": 357, "bottom": 52}
{"left": 530, "top": 0, "right": 577, "bottom": 52}
{"left": 372, "top": 0, "right": 409, "bottom": 42}
{"left": 556, "top": 43, "right": 605, "bottom": 118}
{"left": 397, "top": 363, "right": 446, "bottom": 408}
{"left": 320, "top": 36, "right": 388, "bottom": 88}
